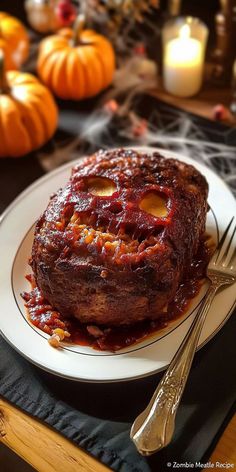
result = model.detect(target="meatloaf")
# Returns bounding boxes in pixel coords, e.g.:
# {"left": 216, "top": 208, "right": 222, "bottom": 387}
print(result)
{"left": 31, "top": 148, "right": 208, "bottom": 326}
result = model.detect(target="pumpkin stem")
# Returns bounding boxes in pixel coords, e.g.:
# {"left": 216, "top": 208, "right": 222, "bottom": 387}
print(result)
{"left": 71, "top": 14, "right": 86, "bottom": 46}
{"left": 0, "top": 49, "right": 9, "bottom": 94}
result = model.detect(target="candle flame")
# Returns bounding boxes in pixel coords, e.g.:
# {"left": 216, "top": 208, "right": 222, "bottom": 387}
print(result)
{"left": 179, "top": 24, "right": 190, "bottom": 40}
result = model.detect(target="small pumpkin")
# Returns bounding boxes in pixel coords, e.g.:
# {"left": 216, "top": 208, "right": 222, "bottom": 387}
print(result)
{"left": 0, "top": 12, "right": 29, "bottom": 70}
{"left": 0, "top": 50, "right": 58, "bottom": 158}
{"left": 37, "top": 15, "right": 115, "bottom": 100}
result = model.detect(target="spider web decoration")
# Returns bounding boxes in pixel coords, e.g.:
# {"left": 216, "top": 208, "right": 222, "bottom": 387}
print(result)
{"left": 123, "top": 98, "right": 236, "bottom": 196}
{"left": 77, "top": 0, "right": 160, "bottom": 50}
{"left": 79, "top": 0, "right": 159, "bottom": 21}
{"left": 38, "top": 93, "right": 236, "bottom": 197}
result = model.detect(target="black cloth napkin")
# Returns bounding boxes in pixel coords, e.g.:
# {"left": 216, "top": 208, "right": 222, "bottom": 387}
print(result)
{"left": 0, "top": 95, "right": 236, "bottom": 472}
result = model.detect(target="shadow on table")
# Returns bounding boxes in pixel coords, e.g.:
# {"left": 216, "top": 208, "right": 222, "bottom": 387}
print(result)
{"left": 0, "top": 443, "right": 35, "bottom": 472}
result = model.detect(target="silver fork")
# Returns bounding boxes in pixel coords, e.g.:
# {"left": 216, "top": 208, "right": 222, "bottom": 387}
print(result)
{"left": 130, "top": 217, "right": 236, "bottom": 456}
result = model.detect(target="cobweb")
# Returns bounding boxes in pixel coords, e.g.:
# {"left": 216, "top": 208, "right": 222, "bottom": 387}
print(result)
{"left": 122, "top": 106, "right": 236, "bottom": 195}
{"left": 37, "top": 56, "right": 236, "bottom": 196}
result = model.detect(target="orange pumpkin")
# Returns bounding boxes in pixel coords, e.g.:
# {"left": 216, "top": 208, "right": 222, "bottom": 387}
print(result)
{"left": 0, "top": 12, "right": 29, "bottom": 70}
{"left": 0, "top": 51, "right": 58, "bottom": 158}
{"left": 37, "top": 15, "right": 115, "bottom": 100}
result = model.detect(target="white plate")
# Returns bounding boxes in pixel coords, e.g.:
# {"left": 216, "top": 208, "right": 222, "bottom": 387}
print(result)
{"left": 0, "top": 147, "right": 235, "bottom": 383}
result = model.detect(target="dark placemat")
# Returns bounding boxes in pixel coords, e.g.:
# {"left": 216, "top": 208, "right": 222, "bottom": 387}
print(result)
{"left": 0, "top": 95, "right": 236, "bottom": 472}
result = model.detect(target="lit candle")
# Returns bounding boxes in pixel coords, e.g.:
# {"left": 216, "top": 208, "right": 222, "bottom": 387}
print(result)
{"left": 162, "top": 17, "right": 208, "bottom": 98}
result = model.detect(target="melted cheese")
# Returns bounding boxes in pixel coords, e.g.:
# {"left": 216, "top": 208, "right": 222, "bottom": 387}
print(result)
{"left": 86, "top": 177, "right": 116, "bottom": 196}
{"left": 139, "top": 192, "right": 168, "bottom": 218}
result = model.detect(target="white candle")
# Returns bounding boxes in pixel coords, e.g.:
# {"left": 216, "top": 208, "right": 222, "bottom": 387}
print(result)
{"left": 163, "top": 24, "right": 204, "bottom": 97}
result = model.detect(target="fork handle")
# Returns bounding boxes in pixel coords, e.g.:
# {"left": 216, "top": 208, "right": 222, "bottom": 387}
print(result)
{"left": 131, "top": 282, "right": 219, "bottom": 455}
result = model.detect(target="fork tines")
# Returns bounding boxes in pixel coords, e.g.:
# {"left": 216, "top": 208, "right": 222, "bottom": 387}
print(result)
{"left": 213, "top": 217, "right": 236, "bottom": 268}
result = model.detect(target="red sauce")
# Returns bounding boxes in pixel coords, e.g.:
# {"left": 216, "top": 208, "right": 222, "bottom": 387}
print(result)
{"left": 21, "top": 239, "right": 212, "bottom": 352}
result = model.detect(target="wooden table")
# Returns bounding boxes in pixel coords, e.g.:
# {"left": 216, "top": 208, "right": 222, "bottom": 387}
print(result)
{"left": 0, "top": 85, "right": 235, "bottom": 471}
{"left": 0, "top": 399, "right": 235, "bottom": 471}
{"left": 153, "top": 82, "right": 236, "bottom": 126}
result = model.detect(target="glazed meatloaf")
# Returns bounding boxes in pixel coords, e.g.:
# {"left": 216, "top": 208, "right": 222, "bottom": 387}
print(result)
{"left": 31, "top": 148, "right": 208, "bottom": 326}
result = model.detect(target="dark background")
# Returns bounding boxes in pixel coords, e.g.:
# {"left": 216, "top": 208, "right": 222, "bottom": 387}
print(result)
{"left": 0, "top": 0, "right": 220, "bottom": 24}
{"left": 1, "top": 0, "right": 220, "bottom": 43}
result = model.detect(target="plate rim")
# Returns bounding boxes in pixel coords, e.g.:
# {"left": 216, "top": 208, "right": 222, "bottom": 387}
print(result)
{"left": 0, "top": 146, "right": 236, "bottom": 382}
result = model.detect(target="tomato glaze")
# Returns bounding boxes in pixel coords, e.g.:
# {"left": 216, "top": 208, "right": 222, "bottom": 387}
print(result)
{"left": 21, "top": 239, "right": 212, "bottom": 352}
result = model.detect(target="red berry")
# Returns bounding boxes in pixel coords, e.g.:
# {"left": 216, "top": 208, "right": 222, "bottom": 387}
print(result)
{"left": 55, "top": 0, "right": 77, "bottom": 27}
{"left": 134, "top": 43, "right": 146, "bottom": 56}
{"left": 103, "top": 100, "right": 119, "bottom": 114}
{"left": 212, "top": 104, "right": 229, "bottom": 121}
{"left": 132, "top": 119, "right": 147, "bottom": 137}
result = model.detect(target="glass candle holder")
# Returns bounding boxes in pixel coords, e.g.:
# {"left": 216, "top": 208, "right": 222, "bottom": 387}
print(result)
{"left": 162, "top": 17, "right": 209, "bottom": 98}
{"left": 230, "top": 59, "right": 236, "bottom": 115}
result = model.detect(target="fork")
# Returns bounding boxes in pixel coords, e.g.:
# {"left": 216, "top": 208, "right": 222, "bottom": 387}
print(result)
{"left": 130, "top": 217, "right": 236, "bottom": 456}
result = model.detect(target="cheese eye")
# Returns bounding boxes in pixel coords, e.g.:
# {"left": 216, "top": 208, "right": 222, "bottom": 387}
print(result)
{"left": 139, "top": 192, "right": 168, "bottom": 218}
{"left": 86, "top": 177, "right": 117, "bottom": 196}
